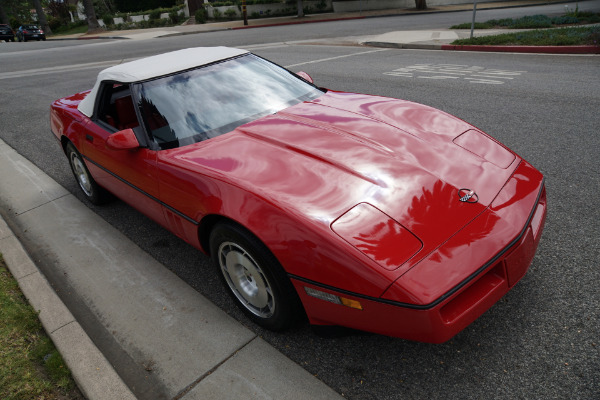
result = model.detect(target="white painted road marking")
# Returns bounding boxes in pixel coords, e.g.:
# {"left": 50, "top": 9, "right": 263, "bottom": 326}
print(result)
{"left": 384, "top": 63, "right": 526, "bottom": 84}
{"left": 0, "top": 59, "right": 134, "bottom": 80}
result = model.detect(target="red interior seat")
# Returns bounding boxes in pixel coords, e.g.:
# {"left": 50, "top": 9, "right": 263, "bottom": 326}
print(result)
{"left": 115, "top": 96, "right": 139, "bottom": 130}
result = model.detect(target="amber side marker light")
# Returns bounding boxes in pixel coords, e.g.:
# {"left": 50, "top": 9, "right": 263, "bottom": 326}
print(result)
{"left": 304, "top": 287, "right": 363, "bottom": 310}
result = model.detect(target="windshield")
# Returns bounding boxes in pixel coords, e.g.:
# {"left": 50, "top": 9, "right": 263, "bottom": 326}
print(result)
{"left": 134, "top": 54, "right": 323, "bottom": 150}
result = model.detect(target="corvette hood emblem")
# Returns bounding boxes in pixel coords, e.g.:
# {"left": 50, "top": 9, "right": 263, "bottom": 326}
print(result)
{"left": 458, "top": 188, "right": 478, "bottom": 203}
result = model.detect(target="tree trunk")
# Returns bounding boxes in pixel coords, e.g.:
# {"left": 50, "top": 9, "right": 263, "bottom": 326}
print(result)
{"left": 415, "top": 0, "right": 427, "bottom": 10}
{"left": 32, "top": 0, "right": 52, "bottom": 35}
{"left": 82, "top": 0, "right": 100, "bottom": 32}
{"left": 0, "top": 3, "right": 9, "bottom": 25}
{"left": 297, "top": 0, "right": 304, "bottom": 17}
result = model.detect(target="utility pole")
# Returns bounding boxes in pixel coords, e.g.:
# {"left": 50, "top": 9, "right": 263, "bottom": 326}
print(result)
{"left": 470, "top": 0, "right": 478, "bottom": 39}
{"left": 242, "top": 0, "right": 247, "bottom": 25}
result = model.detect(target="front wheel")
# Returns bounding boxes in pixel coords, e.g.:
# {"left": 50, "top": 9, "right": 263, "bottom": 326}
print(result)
{"left": 210, "top": 221, "right": 304, "bottom": 331}
{"left": 66, "top": 142, "right": 110, "bottom": 205}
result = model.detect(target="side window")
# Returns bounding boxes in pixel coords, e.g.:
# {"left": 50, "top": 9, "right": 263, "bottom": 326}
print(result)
{"left": 96, "top": 83, "right": 140, "bottom": 131}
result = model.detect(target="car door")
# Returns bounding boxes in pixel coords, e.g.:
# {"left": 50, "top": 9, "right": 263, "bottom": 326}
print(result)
{"left": 80, "top": 82, "right": 166, "bottom": 228}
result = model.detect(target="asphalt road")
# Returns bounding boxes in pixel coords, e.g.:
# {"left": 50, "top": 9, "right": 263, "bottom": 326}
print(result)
{"left": 1, "top": 4, "right": 599, "bottom": 399}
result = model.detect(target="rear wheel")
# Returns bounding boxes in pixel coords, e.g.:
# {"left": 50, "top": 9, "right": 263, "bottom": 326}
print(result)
{"left": 210, "top": 221, "right": 304, "bottom": 331}
{"left": 66, "top": 142, "right": 110, "bottom": 205}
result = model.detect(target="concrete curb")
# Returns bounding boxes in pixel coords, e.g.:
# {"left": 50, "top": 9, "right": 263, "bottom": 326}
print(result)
{"left": 156, "top": 28, "right": 232, "bottom": 38}
{"left": 363, "top": 41, "right": 444, "bottom": 50}
{"left": 47, "top": 36, "right": 129, "bottom": 41}
{"left": 77, "top": 35, "right": 130, "bottom": 40}
{"left": 441, "top": 44, "right": 600, "bottom": 53}
{"left": 363, "top": 41, "right": 600, "bottom": 53}
{"left": 0, "top": 214, "right": 136, "bottom": 400}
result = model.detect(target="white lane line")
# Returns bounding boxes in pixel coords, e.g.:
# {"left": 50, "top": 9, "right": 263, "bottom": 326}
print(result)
{"left": 284, "top": 48, "right": 389, "bottom": 68}
{"left": 417, "top": 76, "right": 460, "bottom": 80}
{"left": 472, "top": 75, "right": 514, "bottom": 79}
{"left": 240, "top": 42, "right": 291, "bottom": 51}
{"left": 0, "top": 59, "right": 135, "bottom": 80}
{"left": 0, "top": 40, "right": 119, "bottom": 58}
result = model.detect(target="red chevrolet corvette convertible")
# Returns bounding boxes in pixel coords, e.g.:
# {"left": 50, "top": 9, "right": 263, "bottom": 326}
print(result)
{"left": 51, "top": 47, "right": 546, "bottom": 343}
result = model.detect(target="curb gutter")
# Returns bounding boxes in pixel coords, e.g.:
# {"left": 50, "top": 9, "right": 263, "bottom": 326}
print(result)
{"left": 441, "top": 44, "right": 600, "bottom": 53}
{"left": 364, "top": 41, "right": 600, "bottom": 53}
{"left": 363, "top": 41, "right": 443, "bottom": 50}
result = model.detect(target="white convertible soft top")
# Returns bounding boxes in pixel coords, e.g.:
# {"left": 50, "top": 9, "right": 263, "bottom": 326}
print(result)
{"left": 78, "top": 46, "right": 249, "bottom": 117}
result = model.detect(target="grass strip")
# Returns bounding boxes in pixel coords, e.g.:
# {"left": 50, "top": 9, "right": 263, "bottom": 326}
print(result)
{"left": 451, "top": 26, "right": 600, "bottom": 46}
{"left": 0, "top": 255, "right": 82, "bottom": 400}
{"left": 51, "top": 24, "right": 88, "bottom": 36}
{"left": 451, "top": 12, "right": 600, "bottom": 29}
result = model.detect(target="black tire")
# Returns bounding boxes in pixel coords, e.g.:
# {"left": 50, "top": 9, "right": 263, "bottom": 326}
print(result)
{"left": 209, "top": 221, "right": 304, "bottom": 331}
{"left": 65, "top": 142, "right": 110, "bottom": 205}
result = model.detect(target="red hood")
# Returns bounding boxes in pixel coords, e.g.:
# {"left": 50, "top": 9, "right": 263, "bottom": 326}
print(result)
{"left": 161, "top": 91, "right": 519, "bottom": 262}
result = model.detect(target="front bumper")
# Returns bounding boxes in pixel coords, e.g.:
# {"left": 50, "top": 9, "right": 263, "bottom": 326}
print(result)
{"left": 292, "top": 161, "right": 547, "bottom": 343}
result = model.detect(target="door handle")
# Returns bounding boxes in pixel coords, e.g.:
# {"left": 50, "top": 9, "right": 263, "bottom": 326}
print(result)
{"left": 85, "top": 135, "right": 94, "bottom": 142}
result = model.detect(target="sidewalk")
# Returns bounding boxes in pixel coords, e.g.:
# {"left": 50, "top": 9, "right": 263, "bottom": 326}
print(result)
{"left": 49, "top": 0, "right": 600, "bottom": 54}
{"left": 361, "top": 27, "right": 600, "bottom": 53}
{"left": 0, "top": 138, "right": 343, "bottom": 399}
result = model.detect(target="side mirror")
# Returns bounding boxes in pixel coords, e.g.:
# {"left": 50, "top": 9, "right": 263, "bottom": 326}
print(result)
{"left": 106, "top": 128, "right": 140, "bottom": 150}
{"left": 296, "top": 71, "right": 314, "bottom": 84}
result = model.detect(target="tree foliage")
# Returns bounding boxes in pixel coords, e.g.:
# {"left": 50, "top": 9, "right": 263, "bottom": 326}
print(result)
{"left": 113, "top": 0, "right": 177, "bottom": 13}
{"left": 93, "top": 0, "right": 116, "bottom": 16}
{"left": 1, "top": 0, "right": 32, "bottom": 26}
{"left": 0, "top": 3, "right": 8, "bottom": 24}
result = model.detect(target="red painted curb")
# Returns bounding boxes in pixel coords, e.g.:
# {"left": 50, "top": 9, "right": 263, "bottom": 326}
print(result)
{"left": 75, "top": 35, "right": 129, "bottom": 40}
{"left": 441, "top": 44, "right": 600, "bottom": 54}
{"left": 231, "top": 15, "right": 366, "bottom": 29}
